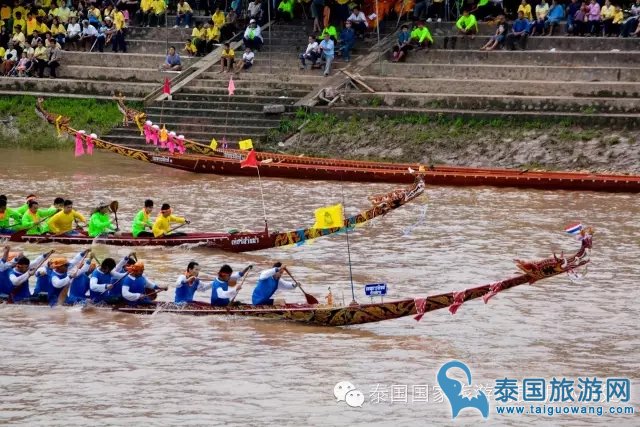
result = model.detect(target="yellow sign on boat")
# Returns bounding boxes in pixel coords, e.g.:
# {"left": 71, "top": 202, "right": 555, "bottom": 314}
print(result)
{"left": 312, "top": 203, "right": 344, "bottom": 229}
{"left": 238, "top": 139, "right": 253, "bottom": 150}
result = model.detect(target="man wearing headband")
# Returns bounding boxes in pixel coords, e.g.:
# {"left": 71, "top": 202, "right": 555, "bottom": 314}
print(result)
{"left": 121, "top": 262, "right": 167, "bottom": 305}
{"left": 199, "top": 264, "right": 252, "bottom": 306}
{"left": 88, "top": 201, "right": 117, "bottom": 237}
{"left": 152, "top": 203, "right": 190, "bottom": 238}
{"left": 132, "top": 199, "right": 154, "bottom": 238}
{"left": 252, "top": 262, "right": 297, "bottom": 306}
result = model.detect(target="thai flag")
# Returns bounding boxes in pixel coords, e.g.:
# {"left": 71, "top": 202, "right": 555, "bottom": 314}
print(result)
{"left": 565, "top": 223, "right": 583, "bottom": 235}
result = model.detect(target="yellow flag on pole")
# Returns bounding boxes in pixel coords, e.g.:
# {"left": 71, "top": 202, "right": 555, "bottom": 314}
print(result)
{"left": 312, "top": 203, "right": 344, "bottom": 229}
{"left": 210, "top": 138, "right": 218, "bottom": 150}
{"left": 238, "top": 139, "right": 254, "bottom": 150}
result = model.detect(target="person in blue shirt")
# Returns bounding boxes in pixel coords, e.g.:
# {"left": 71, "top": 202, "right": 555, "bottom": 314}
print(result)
{"left": 545, "top": 0, "right": 565, "bottom": 35}
{"left": 252, "top": 262, "right": 297, "bottom": 306}
{"left": 506, "top": 11, "right": 530, "bottom": 50}
{"left": 174, "top": 261, "right": 201, "bottom": 304}
{"left": 392, "top": 24, "right": 410, "bottom": 62}
{"left": 339, "top": 21, "right": 356, "bottom": 62}
{"left": 201, "top": 264, "right": 253, "bottom": 306}
{"left": 121, "top": 261, "right": 167, "bottom": 306}
{"left": 319, "top": 33, "right": 335, "bottom": 77}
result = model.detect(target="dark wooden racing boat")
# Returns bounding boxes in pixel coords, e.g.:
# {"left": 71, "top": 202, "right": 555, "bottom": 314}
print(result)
{"left": 112, "top": 99, "right": 640, "bottom": 193}
{"left": 2, "top": 228, "right": 593, "bottom": 326}
{"left": 0, "top": 178, "right": 425, "bottom": 251}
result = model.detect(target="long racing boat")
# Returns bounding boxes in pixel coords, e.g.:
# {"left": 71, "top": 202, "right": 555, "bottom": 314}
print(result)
{"left": 1, "top": 227, "right": 594, "bottom": 326}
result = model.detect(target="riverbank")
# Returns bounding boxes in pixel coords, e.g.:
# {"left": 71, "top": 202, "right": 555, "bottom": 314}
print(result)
{"left": 263, "top": 112, "right": 640, "bottom": 174}
{"left": 0, "top": 96, "right": 141, "bottom": 150}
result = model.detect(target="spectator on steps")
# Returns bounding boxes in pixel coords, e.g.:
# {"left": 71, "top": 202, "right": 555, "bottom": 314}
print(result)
{"left": 319, "top": 32, "right": 333, "bottom": 76}
{"left": 572, "top": 2, "right": 588, "bottom": 36}
{"left": 183, "top": 37, "right": 197, "bottom": 56}
{"left": 66, "top": 16, "right": 80, "bottom": 49}
{"left": 311, "top": 0, "right": 323, "bottom": 32}
{"left": 243, "top": 19, "right": 263, "bottom": 51}
{"left": 2, "top": 42, "right": 17, "bottom": 75}
{"left": 161, "top": 46, "right": 182, "bottom": 71}
{"left": 50, "top": 17, "right": 66, "bottom": 47}
{"left": 150, "top": 0, "right": 166, "bottom": 28}
{"left": 136, "top": 0, "right": 152, "bottom": 27}
{"left": 600, "top": 0, "right": 615, "bottom": 36}
{"left": 480, "top": 14, "right": 507, "bottom": 50}
{"left": 391, "top": 24, "right": 410, "bottom": 62}
{"left": 339, "top": 20, "right": 355, "bottom": 61}
{"left": 33, "top": 37, "right": 48, "bottom": 77}
{"left": 565, "top": 0, "right": 580, "bottom": 34}
{"left": 47, "top": 40, "right": 61, "bottom": 78}
{"left": 518, "top": 0, "right": 532, "bottom": 20}
{"left": 506, "top": 10, "right": 529, "bottom": 49}
{"left": 191, "top": 21, "right": 205, "bottom": 56}
{"left": 234, "top": 46, "right": 254, "bottom": 74}
{"left": 212, "top": 8, "right": 225, "bottom": 29}
{"left": 319, "top": 24, "right": 337, "bottom": 42}
{"left": 586, "top": 0, "right": 600, "bottom": 35}
{"left": 446, "top": 9, "right": 477, "bottom": 49}
{"left": 610, "top": 6, "right": 623, "bottom": 36}
{"left": 175, "top": 0, "right": 192, "bottom": 28}
{"left": 112, "top": 6, "right": 126, "bottom": 53}
{"left": 347, "top": 6, "right": 367, "bottom": 38}
{"left": 96, "top": 17, "right": 114, "bottom": 52}
{"left": 299, "top": 34, "right": 319, "bottom": 70}
{"left": 11, "top": 24, "right": 27, "bottom": 54}
{"left": 79, "top": 19, "right": 97, "bottom": 51}
{"left": 427, "top": 0, "right": 445, "bottom": 22}
{"left": 16, "top": 51, "right": 31, "bottom": 76}
{"left": 276, "top": 0, "right": 294, "bottom": 22}
{"left": 545, "top": 0, "right": 564, "bottom": 35}
{"left": 204, "top": 22, "right": 220, "bottom": 53}
{"left": 220, "top": 9, "right": 237, "bottom": 41}
{"left": 220, "top": 41, "right": 234, "bottom": 72}
{"left": 535, "top": 0, "right": 549, "bottom": 21}
{"left": 410, "top": 20, "right": 433, "bottom": 50}
{"left": 620, "top": 0, "right": 640, "bottom": 37}
{"left": 248, "top": 0, "right": 263, "bottom": 23}
{"left": 529, "top": 0, "right": 548, "bottom": 36}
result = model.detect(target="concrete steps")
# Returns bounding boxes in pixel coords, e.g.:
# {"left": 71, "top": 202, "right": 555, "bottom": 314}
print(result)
{"left": 0, "top": 76, "right": 155, "bottom": 97}
{"left": 346, "top": 91, "right": 640, "bottom": 114}
{"left": 368, "top": 62, "right": 640, "bottom": 82}
{"left": 430, "top": 35, "right": 640, "bottom": 51}
{"left": 145, "top": 113, "right": 284, "bottom": 127}
{"left": 362, "top": 76, "right": 640, "bottom": 97}
{"left": 61, "top": 51, "right": 197, "bottom": 68}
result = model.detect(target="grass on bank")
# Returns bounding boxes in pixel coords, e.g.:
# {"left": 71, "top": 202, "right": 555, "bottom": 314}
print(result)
{"left": 0, "top": 96, "right": 142, "bottom": 150}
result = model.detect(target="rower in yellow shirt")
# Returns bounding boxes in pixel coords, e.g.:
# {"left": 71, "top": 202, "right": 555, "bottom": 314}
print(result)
{"left": 47, "top": 199, "right": 87, "bottom": 235}
{"left": 152, "top": 203, "right": 190, "bottom": 237}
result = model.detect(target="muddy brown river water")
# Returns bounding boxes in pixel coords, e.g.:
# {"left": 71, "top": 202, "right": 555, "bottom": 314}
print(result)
{"left": 0, "top": 149, "right": 638, "bottom": 426}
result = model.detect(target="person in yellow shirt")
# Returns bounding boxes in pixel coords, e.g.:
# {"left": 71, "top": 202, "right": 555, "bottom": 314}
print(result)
{"left": 37, "top": 17, "right": 49, "bottom": 34}
{"left": 12, "top": 13, "right": 26, "bottom": 35}
{"left": 136, "top": 0, "right": 153, "bottom": 27}
{"left": 212, "top": 7, "right": 224, "bottom": 29}
{"left": 204, "top": 22, "right": 220, "bottom": 53}
{"left": 12, "top": 3, "right": 27, "bottom": 21}
{"left": 25, "top": 12, "right": 37, "bottom": 37}
{"left": 152, "top": 203, "right": 189, "bottom": 237}
{"left": 184, "top": 37, "right": 197, "bottom": 56}
{"left": 610, "top": 6, "right": 623, "bottom": 36}
{"left": 191, "top": 21, "right": 205, "bottom": 55}
{"left": 50, "top": 16, "right": 66, "bottom": 46}
{"left": 517, "top": 0, "right": 532, "bottom": 20}
{"left": 47, "top": 200, "right": 87, "bottom": 236}
{"left": 220, "top": 41, "right": 234, "bottom": 72}
{"left": 1, "top": 5, "right": 11, "bottom": 30}
{"left": 112, "top": 7, "right": 127, "bottom": 52}
{"left": 150, "top": 0, "right": 166, "bottom": 27}
{"left": 600, "top": 0, "right": 615, "bottom": 35}
{"left": 175, "top": 0, "right": 193, "bottom": 28}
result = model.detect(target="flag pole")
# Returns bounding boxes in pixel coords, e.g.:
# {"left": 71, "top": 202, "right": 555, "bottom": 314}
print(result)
{"left": 256, "top": 166, "right": 269, "bottom": 233}
{"left": 341, "top": 183, "right": 356, "bottom": 304}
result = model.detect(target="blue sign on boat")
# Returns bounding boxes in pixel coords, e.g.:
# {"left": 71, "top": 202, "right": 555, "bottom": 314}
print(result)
{"left": 365, "top": 283, "right": 387, "bottom": 296}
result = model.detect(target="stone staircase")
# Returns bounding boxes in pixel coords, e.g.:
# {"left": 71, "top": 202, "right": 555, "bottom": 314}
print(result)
{"left": 108, "top": 20, "right": 392, "bottom": 146}
{"left": 330, "top": 22, "right": 640, "bottom": 126}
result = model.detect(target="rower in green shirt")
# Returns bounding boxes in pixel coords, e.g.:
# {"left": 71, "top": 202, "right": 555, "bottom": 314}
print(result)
{"left": 88, "top": 201, "right": 117, "bottom": 237}
{"left": 131, "top": 199, "right": 155, "bottom": 238}
{"left": 13, "top": 194, "right": 37, "bottom": 218}
{"left": 21, "top": 200, "right": 50, "bottom": 235}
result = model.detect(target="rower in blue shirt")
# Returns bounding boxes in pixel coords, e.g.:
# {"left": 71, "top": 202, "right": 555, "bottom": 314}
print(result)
{"left": 0, "top": 246, "right": 21, "bottom": 299}
{"left": 174, "top": 261, "right": 201, "bottom": 304}
{"left": 89, "top": 256, "right": 129, "bottom": 304}
{"left": 252, "top": 262, "right": 297, "bottom": 306}
{"left": 121, "top": 262, "right": 167, "bottom": 306}
{"left": 8, "top": 250, "right": 54, "bottom": 303}
{"left": 201, "top": 264, "right": 252, "bottom": 306}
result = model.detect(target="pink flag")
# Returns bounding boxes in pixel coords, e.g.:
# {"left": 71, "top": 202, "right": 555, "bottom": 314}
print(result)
{"left": 413, "top": 298, "right": 427, "bottom": 322}
{"left": 448, "top": 291, "right": 466, "bottom": 315}
{"left": 228, "top": 77, "right": 235, "bottom": 96}
{"left": 74, "top": 132, "right": 85, "bottom": 157}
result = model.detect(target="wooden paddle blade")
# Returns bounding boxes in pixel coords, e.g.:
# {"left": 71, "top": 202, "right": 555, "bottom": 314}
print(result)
{"left": 109, "top": 200, "right": 119, "bottom": 213}
{"left": 145, "top": 288, "right": 158, "bottom": 301}
{"left": 304, "top": 292, "right": 319, "bottom": 305}
{"left": 58, "top": 285, "right": 70, "bottom": 306}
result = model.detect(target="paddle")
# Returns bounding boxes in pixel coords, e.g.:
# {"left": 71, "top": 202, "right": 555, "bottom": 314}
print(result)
{"left": 7, "top": 210, "right": 57, "bottom": 232}
{"left": 230, "top": 266, "right": 253, "bottom": 304}
{"left": 143, "top": 287, "right": 166, "bottom": 301}
{"left": 57, "top": 249, "right": 92, "bottom": 306}
{"left": 285, "top": 270, "right": 319, "bottom": 305}
{"left": 109, "top": 201, "right": 119, "bottom": 230}
{"left": 8, "top": 249, "right": 55, "bottom": 304}
{"left": 157, "top": 221, "right": 191, "bottom": 238}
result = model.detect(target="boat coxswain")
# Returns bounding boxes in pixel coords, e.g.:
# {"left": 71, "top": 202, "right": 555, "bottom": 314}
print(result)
{"left": 37, "top": 250, "right": 92, "bottom": 306}
{"left": 8, "top": 250, "right": 55, "bottom": 303}
{"left": 152, "top": 203, "right": 190, "bottom": 238}
{"left": 121, "top": 261, "right": 167, "bottom": 305}
{"left": 252, "top": 262, "right": 297, "bottom": 306}
{"left": 174, "top": 261, "right": 202, "bottom": 304}
{"left": 88, "top": 201, "right": 117, "bottom": 237}
{"left": 89, "top": 256, "right": 129, "bottom": 304}
{"left": 132, "top": 199, "right": 154, "bottom": 238}
{"left": 200, "top": 264, "right": 252, "bottom": 306}
{"left": 47, "top": 200, "right": 87, "bottom": 235}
